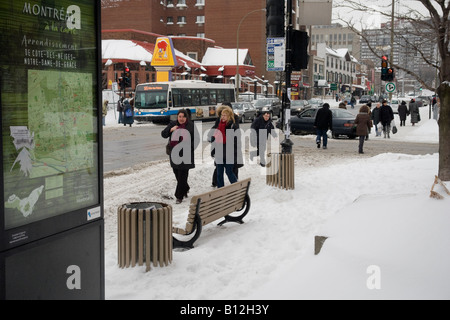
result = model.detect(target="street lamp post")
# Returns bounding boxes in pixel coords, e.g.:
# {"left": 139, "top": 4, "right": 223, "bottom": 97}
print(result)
{"left": 236, "top": 8, "right": 265, "bottom": 101}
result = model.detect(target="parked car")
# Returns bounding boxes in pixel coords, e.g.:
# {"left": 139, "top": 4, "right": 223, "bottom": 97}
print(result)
{"left": 359, "top": 95, "right": 372, "bottom": 104}
{"left": 231, "top": 102, "right": 257, "bottom": 123}
{"left": 253, "top": 97, "right": 282, "bottom": 118}
{"left": 417, "top": 95, "right": 431, "bottom": 106}
{"left": 290, "top": 99, "right": 310, "bottom": 115}
{"left": 414, "top": 96, "right": 428, "bottom": 107}
{"left": 289, "top": 107, "right": 356, "bottom": 139}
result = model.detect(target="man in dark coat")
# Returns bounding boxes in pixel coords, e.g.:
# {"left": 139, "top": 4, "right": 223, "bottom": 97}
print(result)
{"left": 314, "top": 103, "right": 332, "bottom": 149}
{"left": 379, "top": 100, "right": 394, "bottom": 138}
{"left": 397, "top": 100, "right": 409, "bottom": 126}
{"left": 371, "top": 102, "right": 382, "bottom": 136}
{"left": 251, "top": 110, "right": 275, "bottom": 166}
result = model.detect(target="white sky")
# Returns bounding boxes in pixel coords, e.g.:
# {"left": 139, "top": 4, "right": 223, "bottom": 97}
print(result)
{"left": 332, "top": 0, "right": 432, "bottom": 30}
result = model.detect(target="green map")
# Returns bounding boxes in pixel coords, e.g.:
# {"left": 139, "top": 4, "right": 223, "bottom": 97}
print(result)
{"left": 27, "top": 70, "right": 95, "bottom": 178}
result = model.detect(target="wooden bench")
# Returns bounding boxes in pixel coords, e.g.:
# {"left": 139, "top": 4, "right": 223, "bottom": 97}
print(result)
{"left": 172, "top": 178, "right": 251, "bottom": 249}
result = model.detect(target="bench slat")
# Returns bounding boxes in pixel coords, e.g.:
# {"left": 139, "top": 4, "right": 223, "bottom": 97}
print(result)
{"left": 195, "top": 195, "right": 246, "bottom": 218}
{"left": 188, "top": 182, "right": 249, "bottom": 214}
{"left": 190, "top": 179, "right": 250, "bottom": 204}
{"left": 190, "top": 191, "right": 246, "bottom": 216}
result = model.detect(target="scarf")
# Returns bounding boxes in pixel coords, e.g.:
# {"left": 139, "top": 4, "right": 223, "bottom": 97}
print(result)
{"left": 214, "top": 120, "right": 228, "bottom": 144}
{"left": 170, "top": 122, "right": 188, "bottom": 147}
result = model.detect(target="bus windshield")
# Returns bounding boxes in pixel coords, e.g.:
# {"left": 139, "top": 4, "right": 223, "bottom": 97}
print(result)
{"left": 135, "top": 84, "right": 169, "bottom": 109}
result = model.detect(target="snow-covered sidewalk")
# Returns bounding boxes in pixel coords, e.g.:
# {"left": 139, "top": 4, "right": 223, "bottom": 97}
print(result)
{"left": 103, "top": 102, "right": 449, "bottom": 300}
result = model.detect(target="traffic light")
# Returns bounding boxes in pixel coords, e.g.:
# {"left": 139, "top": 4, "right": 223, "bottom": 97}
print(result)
{"left": 266, "top": 0, "right": 285, "bottom": 38}
{"left": 386, "top": 67, "right": 394, "bottom": 81}
{"left": 118, "top": 77, "right": 124, "bottom": 90}
{"left": 291, "top": 29, "right": 309, "bottom": 71}
{"left": 124, "top": 66, "right": 131, "bottom": 87}
{"left": 381, "top": 55, "right": 388, "bottom": 81}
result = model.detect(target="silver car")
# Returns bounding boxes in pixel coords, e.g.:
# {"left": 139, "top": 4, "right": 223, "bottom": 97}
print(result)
{"left": 231, "top": 102, "right": 257, "bottom": 123}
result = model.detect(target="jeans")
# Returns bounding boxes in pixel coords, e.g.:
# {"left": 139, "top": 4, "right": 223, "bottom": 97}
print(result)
{"left": 216, "top": 163, "right": 237, "bottom": 188}
{"left": 316, "top": 129, "right": 328, "bottom": 146}
{"left": 373, "top": 121, "right": 379, "bottom": 135}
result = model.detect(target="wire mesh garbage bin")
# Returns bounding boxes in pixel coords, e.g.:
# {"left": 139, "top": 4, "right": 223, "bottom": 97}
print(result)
{"left": 118, "top": 202, "right": 172, "bottom": 272}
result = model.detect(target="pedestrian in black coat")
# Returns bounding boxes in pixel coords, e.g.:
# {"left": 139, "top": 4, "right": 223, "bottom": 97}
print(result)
{"left": 314, "top": 103, "right": 332, "bottom": 149}
{"left": 161, "top": 109, "right": 199, "bottom": 203}
{"left": 397, "top": 101, "right": 409, "bottom": 126}
{"left": 251, "top": 111, "right": 275, "bottom": 166}
{"left": 379, "top": 100, "right": 394, "bottom": 138}
{"left": 208, "top": 104, "right": 243, "bottom": 188}
{"left": 371, "top": 102, "right": 382, "bottom": 136}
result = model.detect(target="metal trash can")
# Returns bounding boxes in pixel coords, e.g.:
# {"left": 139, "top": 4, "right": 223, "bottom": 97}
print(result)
{"left": 118, "top": 202, "right": 172, "bottom": 272}
{"left": 266, "top": 153, "right": 295, "bottom": 190}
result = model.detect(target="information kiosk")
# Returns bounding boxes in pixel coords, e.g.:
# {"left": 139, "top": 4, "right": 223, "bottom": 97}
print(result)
{"left": 0, "top": 1, "right": 104, "bottom": 299}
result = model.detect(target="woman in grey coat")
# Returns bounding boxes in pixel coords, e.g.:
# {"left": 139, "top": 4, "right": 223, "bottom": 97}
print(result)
{"left": 409, "top": 99, "right": 420, "bottom": 126}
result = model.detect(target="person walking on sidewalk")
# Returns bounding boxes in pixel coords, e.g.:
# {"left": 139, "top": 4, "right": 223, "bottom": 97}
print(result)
{"left": 398, "top": 100, "right": 409, "bottom": 126}
{"left": 409, "top": 98, "right": 420, "bottom": 126}
{"left": 371, "top": 102, "right": 382, "bottom": 136}
{"left": 354, "top": 105, "right": 372, "bottom": 154}
{"left": 314, "top": 103, "right": 333, "bottom": 149}
{"left": 161, "top": 109, "right": 198, "bottom": 204}
{"left": 379, "top": 100, "right": 394, "bottom": 138}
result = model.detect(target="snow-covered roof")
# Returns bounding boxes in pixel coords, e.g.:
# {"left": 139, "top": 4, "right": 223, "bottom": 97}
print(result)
{"left": 101, "top": 39, "right": 203, "bottom": 68}
{"left": 326, "top": 47, "right": 353, "bottom": 62}
{"left": 102, "top": 40, "right": 153, "bottom": 62}
{"left": 201, "top": 48, "right": 249, "bottom": 66}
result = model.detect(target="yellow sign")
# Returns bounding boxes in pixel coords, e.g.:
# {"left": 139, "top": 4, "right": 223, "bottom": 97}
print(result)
{"left": 151, "top": 37, "right": 177, "bottom": 67}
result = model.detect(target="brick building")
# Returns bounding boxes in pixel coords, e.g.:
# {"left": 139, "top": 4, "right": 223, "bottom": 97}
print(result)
{"left": 101, "top": 0, "right": 274, "bottom": 86}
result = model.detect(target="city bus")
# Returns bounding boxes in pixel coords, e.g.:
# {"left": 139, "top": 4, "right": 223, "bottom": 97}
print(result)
{"left": 134, "top": 80, "right": 236, "bottom": 123}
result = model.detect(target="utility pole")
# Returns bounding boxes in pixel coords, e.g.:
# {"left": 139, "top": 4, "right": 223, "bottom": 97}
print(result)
{"left": 281, "top": 0, "right": 293, "bottom": 154}
{"left": 389, "top": 0, "right": 395, "bottom": 101}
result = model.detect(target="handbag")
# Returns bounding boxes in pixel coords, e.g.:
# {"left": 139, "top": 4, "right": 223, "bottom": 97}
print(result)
{"left": 391, "top": 120, "right": 397, "bottom": 134}
{"left": 165, "top": 141, "right": 173, "bottom": 155}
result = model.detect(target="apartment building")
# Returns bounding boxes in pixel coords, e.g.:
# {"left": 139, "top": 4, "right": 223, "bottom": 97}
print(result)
{"left": 101, "top": 0, "right": 282, "bottom": 85}
{"left": 310, "top": 24, "right": 361, "bottom": 60}
{"left": 361, "top": 19, "right": 437, "bottom": 85}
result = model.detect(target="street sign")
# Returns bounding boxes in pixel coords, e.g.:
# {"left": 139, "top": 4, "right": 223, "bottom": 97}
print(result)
{"left": 386, "top": 82, "right": 396, "bottom": 93}
{"left": 267, "top": 37, "right": 285, "bottom": 71}
{"left": 330, "top": 83, "right": 337, "bottom": 91}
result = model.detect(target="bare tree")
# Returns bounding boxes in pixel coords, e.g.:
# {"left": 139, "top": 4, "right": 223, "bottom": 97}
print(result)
{"left": 334, "top": 0, "right": 450, "bottom": 180}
